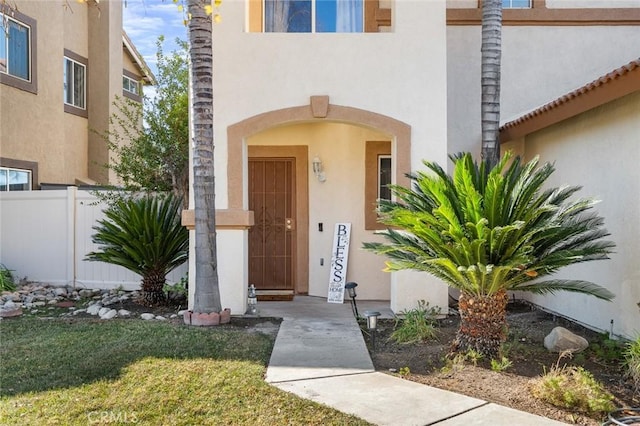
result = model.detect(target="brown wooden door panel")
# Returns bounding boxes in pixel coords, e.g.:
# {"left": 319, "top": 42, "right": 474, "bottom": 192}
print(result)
{"left": 249, "top": 158, "right": 295, "bottom": 291}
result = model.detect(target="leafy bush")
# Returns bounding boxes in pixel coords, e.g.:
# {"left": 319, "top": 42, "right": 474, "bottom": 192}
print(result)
{"left": 0, "top": 264, "right": 16, "bottom": 292}
{"left": 389, "top": 300, "right": 440, "bottom": 344}
{"left": 86, "top": 194, "right": 188, "bottom": 306}
{"left": 589, "top": 333, "right": 626, "bottom": 364}
{"left": 530, "top": 365, "right": 615, "bottom": 414}
{"left": 623, "top": 336, "right": 640, "bottom": 394}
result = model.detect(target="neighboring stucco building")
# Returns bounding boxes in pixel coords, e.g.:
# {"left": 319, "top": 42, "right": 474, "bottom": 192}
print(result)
{"left": 0, "top": 0, "right": 153, "bottom": 190}
{"left": 185, "top": 0, "right": 639, "bottom": 335}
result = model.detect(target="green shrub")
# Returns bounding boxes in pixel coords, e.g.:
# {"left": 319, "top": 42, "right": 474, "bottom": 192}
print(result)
{"left": 530, "top": 365, "right": 615, "bottom": 414}
{"left": 491, "top": 356, "right": 513, "bottom": 372}
{"left": 589, "top": 333, "right": 626, "bottom": 364}
{"left": 623, "top": 336, "right": 640, "bottom": 394}
{"left": 389, "top": 300, "right": 440, "bottom": 344}
{"left": 0, "top": 264, "right": 16, "bottom": 292}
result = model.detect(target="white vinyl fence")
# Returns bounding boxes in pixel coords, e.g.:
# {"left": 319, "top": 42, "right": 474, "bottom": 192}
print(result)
{"left": 0, "top": 187, "right": 187, "bottom": 291}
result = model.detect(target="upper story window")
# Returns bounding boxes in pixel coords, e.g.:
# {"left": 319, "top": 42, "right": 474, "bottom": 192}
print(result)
{"left": 265, "top": 0, "right": 363, "bottom": 32}
{"left": 123, "top": 75, "right": 140, "bottom": 96}
{"left": 64, "top": 57, "right": 86, "bottom": 109}
{"left": 122, "top": 69, "right": 142, "bottom": 102}
{"left": 0, "top": 14, "right": 30, "bottom": 80}
{"left": 0, "top": 167, "right": 31, "bottom": 191}
{"left": 251, "top": 0, "right": 379, "bottom": 32}
{"left": 0, "top": 10, "right": 36, "bottom": 93}
{"left": 63, "top": 49, "right": 88, "bottom": 117}
{"left": 502, "top": 0, "right": 531, "bottom": 8}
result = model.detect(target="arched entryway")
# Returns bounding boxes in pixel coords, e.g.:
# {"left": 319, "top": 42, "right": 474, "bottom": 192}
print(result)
{"left": 227, "top": 97, "right": 411, "bottom": 300}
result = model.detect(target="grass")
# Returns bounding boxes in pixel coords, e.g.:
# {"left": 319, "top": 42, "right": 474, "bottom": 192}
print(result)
{"left": 0, "top": 317, "right": 370, "bottom": 425}
{"left": 624, "top": 336, "right": 640, "bottom": 393}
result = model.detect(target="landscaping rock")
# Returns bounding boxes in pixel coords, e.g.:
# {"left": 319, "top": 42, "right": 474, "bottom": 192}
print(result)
{"left": 118, "top": 309, "right": 131, "bottom": 317}
{"left": 544, "top": 326, "right": 589, "bottom": 353}
{"left": 0, "top": 303, "right": 22, "bottom": 318}
{"left": 100, "top": 309, "right": 118, "bottom": 320}
{"left": 86, "top": 304, "right": 102, "bottom": 316}
{"left": 140, "top": 313, "right": 155, "bottom": 320}
{"left": 155, "top": 315, "right": 166, "bottom": 321}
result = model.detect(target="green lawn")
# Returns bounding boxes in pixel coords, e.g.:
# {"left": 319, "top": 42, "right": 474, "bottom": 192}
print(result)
{"left": 0, "top": 317, "right": 370, "bottom": 425}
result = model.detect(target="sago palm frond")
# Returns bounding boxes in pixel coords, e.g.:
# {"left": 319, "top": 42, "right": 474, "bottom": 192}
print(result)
{"left": 365, "top": 151, "right": 615, "bottom": 300}
{"left": 85, "top": 194, "right": 188, "bottom": 278}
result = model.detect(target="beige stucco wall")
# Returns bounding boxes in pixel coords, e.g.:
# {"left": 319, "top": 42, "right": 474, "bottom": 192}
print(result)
{"left": 518, "top": 92, "right": 640, "bottom": 339}
{"left": 193, "top": 0, "right": 451, "bottom": 313}
{"left": 87, "top": 0, "right": 124, "bottom": 184}
{"left": 0, "top": 0, "right": 127, "bottom": 186}
{"left": 1, "top": 2, "right": 67, "bottom": 185}
{"left": 447, "top": 25, "right": 640, "bottom": 162}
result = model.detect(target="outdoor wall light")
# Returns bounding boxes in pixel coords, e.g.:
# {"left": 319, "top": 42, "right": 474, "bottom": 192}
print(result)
{"left": 345, "top": 282, "right": 359, "bottom": 318}
{"left": 364, "top": 310, "right": 381, "bottom": 350}
{"left": 312, "top": 156, "right": 326, "bottom": 182}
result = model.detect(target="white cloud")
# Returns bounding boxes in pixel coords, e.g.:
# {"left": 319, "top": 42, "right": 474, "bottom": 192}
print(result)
{"left": 123, "top": 0, "right": 188, "bottom": 77}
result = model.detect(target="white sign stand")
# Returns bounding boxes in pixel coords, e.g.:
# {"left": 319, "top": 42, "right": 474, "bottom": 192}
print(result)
{"left": 327, "top": 223, "right": 351, "bottom": 304}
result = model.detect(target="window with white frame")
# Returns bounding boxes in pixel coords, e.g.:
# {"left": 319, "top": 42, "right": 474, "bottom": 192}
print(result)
{"left": 502, "top": 0, "right": 532, "bottom": 8}
{"left": 64, "top": 56, "right": 86, "bottom": 110}
{"left": 0, "top": 167, "right": 31, "bottom": 191}
{"left": 0, "top": 13, "right": 31, "bottom": 81}
{"left": 264, "top": 0, "right": 363, "bottom": 33}
{"left": 123, "top": 74, "right": 140, "bottom": 96}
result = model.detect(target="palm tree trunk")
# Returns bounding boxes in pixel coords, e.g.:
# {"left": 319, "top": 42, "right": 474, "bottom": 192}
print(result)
{"left": 188, "top": 0, "right": 222, "bottom": 314}
{"left": 140, "top": 272, "right": 168, "bottom": 306}
{"left": 480, "top": 0, "right": 502, "bottom": 169}
{"left": 453, "top": 290, "right": 509, "bottom": 358}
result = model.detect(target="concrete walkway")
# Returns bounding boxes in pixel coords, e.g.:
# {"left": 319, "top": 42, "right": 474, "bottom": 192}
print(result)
{"left": 261, "top": 296, "right": 567, "bottom": 426}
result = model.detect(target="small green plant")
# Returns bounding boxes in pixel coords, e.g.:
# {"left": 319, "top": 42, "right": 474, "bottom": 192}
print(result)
{"left": 398, "top": 366, "right": 410, "bottom": 378}
{"left": 389, "top": 300, "right": 440, "bottom": 344}
{"left": 589, "top": 332, "right": 626, "bottom": 364}
{"left": 465, "top": 349, "right": 484, "bottom": 366}
{"left": 163, "top": 276, "right": 188, "bottom": 297}
{"left": 490, "top": 356, "right": 513, "bottom": 372}
{"left": 0, "top": 264, "right": 16, "bottom": 292}
{"left": 441, "top": 353, "right": 467, "bottom": 375}
{"left": 623, "top": 336, "right": 640, "bottom": 394}
{"left": 531, "top": 353, "right": 615, "bottom": 414}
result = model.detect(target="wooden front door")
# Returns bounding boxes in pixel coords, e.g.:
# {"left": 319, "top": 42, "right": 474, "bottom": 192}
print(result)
{"left": 248, "top": 158, "right": 295, "bottom": 295}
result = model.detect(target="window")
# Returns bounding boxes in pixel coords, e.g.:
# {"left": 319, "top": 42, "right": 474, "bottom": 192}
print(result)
{"left": 0, "top": 14, "right": 30, "bottom": 80}
{"left": 378, "top": 155, "right": 391, "bottom": 201}
{"left": 0, "top": 10, "right": 36, "bottom": 93}
{"left": 256, "top": 0, "right": 364, "bottom": 32}
{"left": 365, "top": 141, "right": 391, "bottom": 230}
{"left": 64, "top": 57, "right": 86, "bottom": 109}
{"left": 502, "top": 0, "right": 531, "bottom": 8}
{"left": 0, "top": 167, "right": 31, "bottom": 191}
{"left": 122, "top": 69, "right": 142, "bottom": 102}
{"left": 122, "top": 75, "right": 139, "bottom": 96}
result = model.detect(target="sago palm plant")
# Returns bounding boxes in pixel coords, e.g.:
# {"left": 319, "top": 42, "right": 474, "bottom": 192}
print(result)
{"left": 364, "top": 152, "right": 615, "bottom": 358}
{"left": 86, "top": 194, "right": 188, "bottom": 306}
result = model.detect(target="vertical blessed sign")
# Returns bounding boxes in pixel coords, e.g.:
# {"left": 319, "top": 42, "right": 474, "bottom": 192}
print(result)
{"left": 327, "top": 223, "right": 351, "bottom": 304}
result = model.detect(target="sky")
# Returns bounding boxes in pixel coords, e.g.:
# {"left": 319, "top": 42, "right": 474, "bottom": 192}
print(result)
{"left": 122, "top": 0, "right": 189, "bottom": 81}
